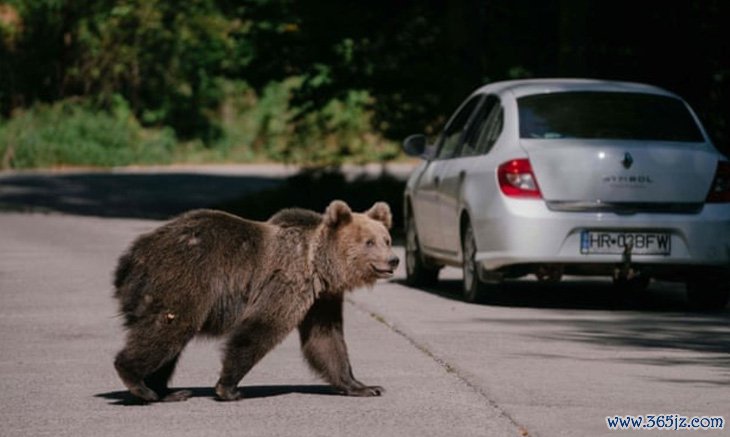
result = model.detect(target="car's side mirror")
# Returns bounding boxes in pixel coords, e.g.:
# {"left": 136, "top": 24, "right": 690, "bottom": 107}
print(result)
{"left": 403, "top": 134, "right": 428, "bottom": 158}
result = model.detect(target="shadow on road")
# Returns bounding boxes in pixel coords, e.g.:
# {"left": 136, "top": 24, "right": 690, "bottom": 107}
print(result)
{"left": 400, "top": 277, "right": 694, "bottom": 312}
{"left": 492, "top": 307, "right": 730, "bottom": 375}
{"left": 0, "top": 172, "right": 284, "bottom": 219}
{"left": 401, "top": 278, "right": 730, "bottom": 373}
{"left": 96, "top": 384, "right": 339, "bottom": 406}
{"left": 0, "top": 169, "right": 407, "bottom": 228}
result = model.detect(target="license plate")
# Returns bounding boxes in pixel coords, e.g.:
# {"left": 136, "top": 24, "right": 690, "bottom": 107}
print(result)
{"left": 580, "top": 230, "right": 671, "bottom": 255}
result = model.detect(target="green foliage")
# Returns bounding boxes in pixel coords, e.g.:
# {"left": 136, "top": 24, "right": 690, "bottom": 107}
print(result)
{"left": 68, "top": 0, "right": 238, "bottom": 140}
{"left": 286, "top": 88, "right": 399, "bottom": 165}
{"left": 3, "top": 0, "right": 730, "bottom": 168}
{"left": 0, "top": 0, "right": 399, "bottom": 167}
{"left": 0, "top": 97, "right": 175, "bottom": 169}
{"left": 247, "top": 78, "right": 299, "bottom": 161}
{"left": 1, "top": 0, "right": 241, "bottom": 141}
{"left": 180, "top": 78, "right": 398, "bottom": 167}
{"left": 234, "top": 0, "right": 730, "bottom": 151}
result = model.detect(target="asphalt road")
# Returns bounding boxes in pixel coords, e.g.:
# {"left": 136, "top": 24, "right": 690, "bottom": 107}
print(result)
{"left": 1, "top": 167, "right": 728, "bottom": 437}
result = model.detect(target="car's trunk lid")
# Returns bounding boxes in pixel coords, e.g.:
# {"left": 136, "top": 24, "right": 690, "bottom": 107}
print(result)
{"left": 521, "top": 139, "right": 718, "bottom": 213}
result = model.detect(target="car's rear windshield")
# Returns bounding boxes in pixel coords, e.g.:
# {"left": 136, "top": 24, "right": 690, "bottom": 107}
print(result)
{"left": 518, "top": 91, "right": 704, "bottom": 142}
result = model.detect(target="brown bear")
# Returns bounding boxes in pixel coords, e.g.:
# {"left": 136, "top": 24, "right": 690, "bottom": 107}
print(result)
{"left": 113, "top": 200, "right": 398, "bottom": 402}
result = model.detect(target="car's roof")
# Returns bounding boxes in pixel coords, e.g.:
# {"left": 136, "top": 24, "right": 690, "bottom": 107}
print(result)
{"left": 474, "top": 78, "right": 678, "bottom": 99}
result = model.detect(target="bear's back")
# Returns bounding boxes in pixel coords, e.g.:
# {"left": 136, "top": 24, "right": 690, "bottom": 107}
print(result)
{"left": 268, "top": 208, "right": 322, "bottom": 229}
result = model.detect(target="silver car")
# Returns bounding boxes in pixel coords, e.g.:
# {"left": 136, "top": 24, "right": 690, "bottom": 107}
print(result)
{"left": 402, "top": 79, "right": 730, "bottom": 309}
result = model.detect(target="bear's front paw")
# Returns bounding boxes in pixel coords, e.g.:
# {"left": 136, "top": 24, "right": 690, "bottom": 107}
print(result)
{"left": 162, "top": 389, "right": 193, "bottom": 402}
{"left": 215, "top": 383, "right": 243, "bottom": 401}
{"left": 345, "top": 385, "right": 385, "bottom": 397}
{"left": 129, "top": 386, "right": 160, "bottom": 402}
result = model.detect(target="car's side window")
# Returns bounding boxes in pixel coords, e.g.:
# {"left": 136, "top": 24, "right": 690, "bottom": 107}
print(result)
{"left": 460, "top": 96, "right": 498, "bottom": 157}
{"left": 475, "top": 98, "right": 504, "bottom": 155}
{"left": 436, "top": 96, "right": 481, "bottom": 160}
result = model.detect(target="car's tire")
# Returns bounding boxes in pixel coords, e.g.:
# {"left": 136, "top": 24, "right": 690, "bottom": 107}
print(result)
{"left": 686, "top": 278, "right": 730, "bottom": 311}
{"left": 461, "top": 221, "right": 490, "bottom": 303}
{"left": 405, "top": 213, "right": 440, "bottom": 287}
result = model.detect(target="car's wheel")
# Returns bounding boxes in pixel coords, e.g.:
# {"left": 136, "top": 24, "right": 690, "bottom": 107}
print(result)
{"left": 405, "top": 212, "right": 439, "bottom": 287}
{"left": 686, "top": 277, "right": 730, "bottom": 311}
{"left": 461, "top": 221, "right": 490, "bottom": 303}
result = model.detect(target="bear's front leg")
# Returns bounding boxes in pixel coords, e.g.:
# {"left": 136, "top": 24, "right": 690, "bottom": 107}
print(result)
{"left": 298, "top": 294, "right": 384, "bottom": 397}
{"left": 215, "top": 318, "right": 290, "bottom": 401}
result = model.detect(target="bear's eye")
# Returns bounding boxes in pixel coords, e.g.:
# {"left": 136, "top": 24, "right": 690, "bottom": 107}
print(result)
{"left": 366, "top": 239, "right": 376, "bottom": 247}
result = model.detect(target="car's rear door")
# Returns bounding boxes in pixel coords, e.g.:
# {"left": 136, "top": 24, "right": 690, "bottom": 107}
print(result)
{"left": 410, "top": 160, "right": 442, "bottom": 250}
{"left": 421, "top": 95, "right": 484, "bottom": 253}
{"left": 411, "top": 95, "right": 482, "bottom": 252}
{"left": 437, "top": 95, "right": 501, "bottom": 255}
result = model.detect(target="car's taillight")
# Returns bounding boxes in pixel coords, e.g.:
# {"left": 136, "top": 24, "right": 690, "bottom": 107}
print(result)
{"left": 497, "top": 159, "right": 542, "bottom": 198}
{"left": 706, "top": 161, "right": 730, "bottom": 203}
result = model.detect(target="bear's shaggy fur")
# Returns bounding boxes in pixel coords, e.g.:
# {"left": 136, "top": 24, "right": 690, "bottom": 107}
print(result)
{"left": 113, "top": 200, "right": 398, "bottom": 402}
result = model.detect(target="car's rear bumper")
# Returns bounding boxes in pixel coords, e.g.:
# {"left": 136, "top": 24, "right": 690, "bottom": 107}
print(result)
{"left": 472, "top": 200, "right": 730, "bottom": 275}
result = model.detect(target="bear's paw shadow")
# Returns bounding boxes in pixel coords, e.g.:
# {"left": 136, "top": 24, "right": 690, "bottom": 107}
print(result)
{"left": 95, "top": 385, "right": 339, "bottom": 406}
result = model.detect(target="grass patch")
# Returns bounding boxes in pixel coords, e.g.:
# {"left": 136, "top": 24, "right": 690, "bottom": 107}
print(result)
{"left": 0, "top": 98, "right": 176, "bottom": 169}
{"left": 0, "top": 81, "right": 402, "bottom": 169}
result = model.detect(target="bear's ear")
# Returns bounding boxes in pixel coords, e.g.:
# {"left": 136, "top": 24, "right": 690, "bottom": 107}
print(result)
{"left": 366, "top": 202, "right": 392, "bottom": 229}
{"left": 324, "top": 200, "right": 353, "bottom": 228}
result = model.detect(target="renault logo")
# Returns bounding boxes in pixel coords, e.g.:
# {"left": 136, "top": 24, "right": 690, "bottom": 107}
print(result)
{"left": 621, "top": 152, "right": 634, "bottom": 169}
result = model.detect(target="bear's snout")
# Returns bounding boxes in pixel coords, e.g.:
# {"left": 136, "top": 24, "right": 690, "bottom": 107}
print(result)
{"left": 387, "top": 255, "right": 399, "bottom": 270}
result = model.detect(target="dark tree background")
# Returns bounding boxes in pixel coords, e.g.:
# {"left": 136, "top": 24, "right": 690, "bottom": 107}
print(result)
{"left": 1, "top": 0, "right": 729, "bottom": 158}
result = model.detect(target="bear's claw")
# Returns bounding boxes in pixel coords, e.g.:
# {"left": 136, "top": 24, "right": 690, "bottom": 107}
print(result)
{"left": 344, "top": 385, "right": 385, "bottom": 397}
{"left": 162, "top": 389, "right": 193, "bottom": 402}
{"left": 129, "top": 386, "right": 160, "bottom": 402}
{"left": 215, "top": 383, "right": 243, "bottom": 401}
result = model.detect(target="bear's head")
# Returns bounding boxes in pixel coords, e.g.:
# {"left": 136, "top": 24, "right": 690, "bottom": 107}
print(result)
{"left": 321, "top": 200, "right": 399, "bottom": 290}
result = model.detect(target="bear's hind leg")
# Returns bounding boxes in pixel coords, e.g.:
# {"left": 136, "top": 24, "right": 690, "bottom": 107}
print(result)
{"left": 115, "top": 326, "right": 193, "bottom": 402}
